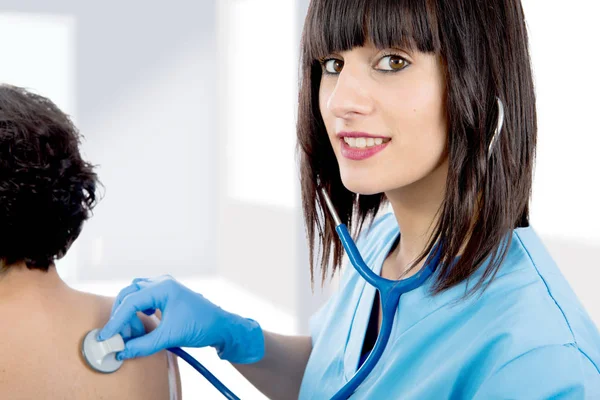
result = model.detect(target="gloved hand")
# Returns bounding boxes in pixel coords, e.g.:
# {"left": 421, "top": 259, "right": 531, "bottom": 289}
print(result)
{"left": 97, "top": 275, "right": 265, "bottom": 363}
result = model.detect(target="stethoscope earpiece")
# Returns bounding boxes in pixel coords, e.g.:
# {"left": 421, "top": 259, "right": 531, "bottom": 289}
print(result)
{"left": 488, "top": 97, "right": 505, "bottom": 159}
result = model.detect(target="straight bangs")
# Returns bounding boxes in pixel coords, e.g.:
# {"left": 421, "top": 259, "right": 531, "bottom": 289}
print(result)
{"left": 302, "top": 0, "right": 438, "bottom": 67}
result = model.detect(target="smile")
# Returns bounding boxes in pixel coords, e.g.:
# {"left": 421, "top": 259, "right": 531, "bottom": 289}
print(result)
{"left": 340, "top": 137, "right": 391, "bottom": 161}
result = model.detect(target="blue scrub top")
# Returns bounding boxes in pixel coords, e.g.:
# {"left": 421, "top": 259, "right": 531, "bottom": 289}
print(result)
{"left": 299, "top": 213, "right": 600, "bottom": 399}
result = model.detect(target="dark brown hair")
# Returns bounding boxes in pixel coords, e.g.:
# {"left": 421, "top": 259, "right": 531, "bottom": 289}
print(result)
{"left": 0, "top": 84, "right": 99, "bottom": 271}
{"left": 296, "top": 0, "right": 536, "bottom": 294}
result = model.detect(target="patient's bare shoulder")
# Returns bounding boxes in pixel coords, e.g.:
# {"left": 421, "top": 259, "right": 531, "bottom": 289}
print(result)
{"left": 0, "top": 290, "right": 181, "bottom": 400}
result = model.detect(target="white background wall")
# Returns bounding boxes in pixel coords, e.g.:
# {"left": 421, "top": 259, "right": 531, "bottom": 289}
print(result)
{"left": 215, "top": 0, "right": 331, "bottom": 332}
{"left": 523, "top": 0, "right": 600, "bottom": 321}
{"left": 0, "top": 1, "right": 219, "bottom": 282}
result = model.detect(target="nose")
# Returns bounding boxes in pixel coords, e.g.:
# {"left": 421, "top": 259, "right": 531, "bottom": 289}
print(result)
{"left": 326, "top": 67, "right": 374, "bottom": 119}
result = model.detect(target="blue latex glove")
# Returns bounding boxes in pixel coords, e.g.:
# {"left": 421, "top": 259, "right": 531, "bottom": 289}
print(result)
{"left": 97, "top": 275, "right": 265, "bottom": 363}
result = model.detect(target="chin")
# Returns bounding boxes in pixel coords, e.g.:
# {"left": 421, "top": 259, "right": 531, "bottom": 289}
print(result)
{"left": 340, "top": 175, "right": 389, "bottom": 196}
{"left": 340, "top": 168, "right": 421, "bottom": 196}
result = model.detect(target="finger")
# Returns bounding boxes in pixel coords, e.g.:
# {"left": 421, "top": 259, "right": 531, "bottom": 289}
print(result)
{"left": 110, "top": 282, "right": 143, "bottom": 315}
{"left": 120, "top": 314, "right": 147, "bottom": 341}
{"left": 132, "top": 278, "right": 163, "bottom": 315}
{"left": 118, "top": 329, "right": 165, "bottom": 360}
{"left": 99, "top": 289, "right": 158, "bottom": 341}
{"left": 110, "top": 276, "right": 160, "bottom": 316}
{"left": 131, "top": 277, "right": 152, "bottom": 286}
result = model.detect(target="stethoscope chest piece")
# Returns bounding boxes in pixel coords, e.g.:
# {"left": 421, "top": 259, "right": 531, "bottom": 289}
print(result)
{"left": 81, "top": 328, "right": 125, "bottom": 374}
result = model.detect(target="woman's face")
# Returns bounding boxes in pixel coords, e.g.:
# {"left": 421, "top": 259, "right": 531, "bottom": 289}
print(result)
{"left": 319, "top": 41, "right": 448, "bottom": 196}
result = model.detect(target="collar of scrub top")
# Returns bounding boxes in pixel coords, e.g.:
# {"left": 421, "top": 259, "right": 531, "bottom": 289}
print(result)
{"left": 354, "top": 235, "right": 442, "bottom": 373}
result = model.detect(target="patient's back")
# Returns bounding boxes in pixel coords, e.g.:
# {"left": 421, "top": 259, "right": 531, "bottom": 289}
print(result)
{"left": 0, "top": 286, "right": 180, "bottom": 399}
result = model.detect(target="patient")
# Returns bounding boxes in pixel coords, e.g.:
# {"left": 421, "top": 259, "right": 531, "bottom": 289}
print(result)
{"left": 0, "top": 84, "right": 181, "bottom": 399}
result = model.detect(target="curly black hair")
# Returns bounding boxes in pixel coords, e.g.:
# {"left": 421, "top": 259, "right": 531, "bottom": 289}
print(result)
{"left": 0, "top": 84, "right": 99, "bottom": 271}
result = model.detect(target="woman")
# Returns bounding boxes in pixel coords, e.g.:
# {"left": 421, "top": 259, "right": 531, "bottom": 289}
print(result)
{"left": 99, "top": 0, "right": 600, "bottom": 398}
{"left": 0, "top": 84, "right": 181, "bottom": 399}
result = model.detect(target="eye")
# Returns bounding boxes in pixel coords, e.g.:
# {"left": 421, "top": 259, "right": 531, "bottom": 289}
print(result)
{"left": 322, "top": 58, "right": 344, "bottom": 75}
{"left": 376, "top": 54, "right": 410, "bottom": 72}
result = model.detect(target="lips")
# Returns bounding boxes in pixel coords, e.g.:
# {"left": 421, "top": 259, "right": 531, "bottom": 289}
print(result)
{"left": 336, "top": 131, "right": 390, "bottom": 140}
{"left": 339, "top": 137, "right": 391, "bottom": 161}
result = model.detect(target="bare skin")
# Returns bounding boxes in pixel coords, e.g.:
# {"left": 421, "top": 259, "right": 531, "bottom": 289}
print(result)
{"left": 0, "top": 263, "right": 181, "bottom": 400}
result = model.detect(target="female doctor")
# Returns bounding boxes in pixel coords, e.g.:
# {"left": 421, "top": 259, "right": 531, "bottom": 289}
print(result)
{"left": 99, "top": 0, "right": 600, "bottom": 398}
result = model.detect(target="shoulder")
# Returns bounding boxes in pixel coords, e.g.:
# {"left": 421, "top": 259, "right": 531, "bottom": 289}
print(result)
{"left": 432, "top": 227, "right": 600, "bottom": 396}
{"left": 473, "top": 343, "right": 600, "bottom": 399}
{"left": 470, "top": 226, "right": 600, "bottom": 379}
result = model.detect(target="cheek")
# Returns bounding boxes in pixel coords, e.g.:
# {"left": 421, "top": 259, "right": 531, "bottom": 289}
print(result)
{"left": 387, "top": 80, "right": 447, "bottom": 159}
{"left": 318, "top": 87, "right": 338, "bottom": 146}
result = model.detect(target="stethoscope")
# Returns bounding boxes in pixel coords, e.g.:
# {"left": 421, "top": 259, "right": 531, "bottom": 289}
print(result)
{"left": 81, "top": 203, "right": 436, "bottom": 400}
{"left": 83, "top": 98, "right": 504, "bottom": 399}
{"left": 80, "top": 193, "right": 437, "bottom": 399}
{"left": 318, "top": 187, "right": 439, "bottom": 399}
{"left": 174, "top": 190, "right": 439, "bottom": 399}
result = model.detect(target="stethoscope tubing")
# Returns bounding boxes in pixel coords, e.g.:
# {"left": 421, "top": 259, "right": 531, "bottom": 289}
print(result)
{"left": 168, "top": 202, "right": 439, "bottom": 399}
{"left": 330, "top": 224, "right": 436, "bottom": 399}
{"left": 168, "top": 347, "right": 240, "bottom": 400}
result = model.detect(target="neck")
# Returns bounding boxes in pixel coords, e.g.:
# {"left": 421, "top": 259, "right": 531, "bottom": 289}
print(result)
{"left": 384, "top": 158, "right": 448, "bottom": 278}
{"left": 0, "top": 262, "right": 69, "bottom": 299}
